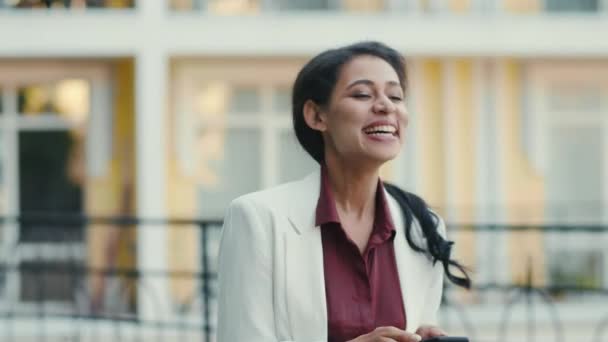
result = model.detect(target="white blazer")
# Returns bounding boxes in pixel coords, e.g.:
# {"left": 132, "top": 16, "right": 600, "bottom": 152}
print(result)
{"left": 217, "top": 169, "right": 445, "bottom": 342}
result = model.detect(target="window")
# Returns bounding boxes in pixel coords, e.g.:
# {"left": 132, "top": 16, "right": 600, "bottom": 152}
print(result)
{"left": 197, "top": 128, "right": 262, "bottom": 218}
{"left": 0, "top": 64, "right": 112, "bottom": 308}
{"left": 279, "top": 130, "right": 316, "bottom": 183}
{"left": 548, "top": 249, "right": 604, "bottom": 290}
{"left": 545, "top": 0, "right": 599, "bottom": 12}
{"left": 528, "top": 64, "right": 608, "bottom": 302}
{"left": 19, "top": 130, "right": 84, "bottom": 242}
{"left": 174, "top": 62, "right": 318, "bottom": 320}
{"left": 276, "top": 0, "right": 333, "bottom": 10}
{"left": 273, "top": 87, "right": 291, "bottom": 115}
{"left": 188, "top": 82, "right": 315, "bottom": 218}
{"left": 17, "top": 79, "right": 90, "bottom": 124}
{"left": 548, "top": 85, "right": 602, "bottom": 114}
{"left": 228, "top": 86, "right": 261, "bottom": 114}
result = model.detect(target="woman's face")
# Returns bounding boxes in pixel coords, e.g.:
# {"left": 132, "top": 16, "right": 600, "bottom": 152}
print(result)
{"left": 320, "top": 55, "right": 408, "bottom": 166}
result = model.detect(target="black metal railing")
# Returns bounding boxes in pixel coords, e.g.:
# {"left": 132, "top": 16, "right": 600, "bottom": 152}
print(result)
{"left": 0, "top": 214, "right": 607, "bottom": 341}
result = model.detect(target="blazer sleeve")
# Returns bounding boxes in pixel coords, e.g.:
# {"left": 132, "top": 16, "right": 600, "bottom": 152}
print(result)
{"left": 217, "top": 196, "right": 279, "bottom": 341}
{"left": 418, "top": 216, "right": 446, "bottom": 326}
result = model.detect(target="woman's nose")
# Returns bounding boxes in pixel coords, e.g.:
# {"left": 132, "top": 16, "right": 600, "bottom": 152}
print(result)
{"left": 373, "top": 96, "right": 395, "bottom": 114}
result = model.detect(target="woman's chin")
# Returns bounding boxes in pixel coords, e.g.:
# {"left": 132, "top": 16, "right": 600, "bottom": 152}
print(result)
{"left": 364, "top": 149, "right": 400, "bottom": 165}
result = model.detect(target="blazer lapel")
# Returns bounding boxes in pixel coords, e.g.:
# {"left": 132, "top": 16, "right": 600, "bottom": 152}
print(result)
{"left": 386, "top": 191, "right": 428, "bottom": 333}
{"left": 285, "top": 169, "right": 328, "bottom": 341}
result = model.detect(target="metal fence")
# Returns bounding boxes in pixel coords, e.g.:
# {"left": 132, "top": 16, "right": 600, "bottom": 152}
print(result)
{"left": 0, "top": 214, "right": 607, "bottom": 342}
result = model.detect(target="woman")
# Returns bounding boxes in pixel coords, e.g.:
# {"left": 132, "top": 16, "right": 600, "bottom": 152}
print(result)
{"left": 217, "top": 41, "right": 470, "bottom": 342}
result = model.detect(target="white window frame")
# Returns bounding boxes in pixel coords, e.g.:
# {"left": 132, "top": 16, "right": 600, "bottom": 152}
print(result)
{"left": 0, "top": 62, "right": 112, "bottom": 310}
{"left": 527, "top": 61, "right": 608, "bottom": 289}
{"left": 173, "top": 60, "right": 305, "bottom": 191}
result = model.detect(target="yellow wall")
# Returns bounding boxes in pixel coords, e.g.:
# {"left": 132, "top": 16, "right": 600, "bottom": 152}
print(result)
{"left": 166, "top": 157, "right": 200, "bottom": 305}
{"left": 448, "top": 0, "right": 471, "bottom": 12}
{"left": 503, "top": 0, "right": 541, "bottom": 13}
{"left": 166, "top": 61, "right": 200, "bottom": 306}
{"left": 497, "top": 59, "right": 545, "bottom": 286}
{"left": 342, "top": 0, "right": 385, "bottom": 11}
{"left": 86, "top": 59, "right": 137, "bottom": 311}
{"left": 417, "top": 59, "right": 447, "bottom": 215}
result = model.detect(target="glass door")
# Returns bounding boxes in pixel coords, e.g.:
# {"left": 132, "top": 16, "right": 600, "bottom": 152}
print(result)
{"left": 0, "top": 63, "right": 112, "bottom": 310}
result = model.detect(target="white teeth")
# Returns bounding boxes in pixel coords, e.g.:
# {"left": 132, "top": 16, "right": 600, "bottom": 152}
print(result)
{"left": 364, "top": 125, "right": 397, "bottom": 134}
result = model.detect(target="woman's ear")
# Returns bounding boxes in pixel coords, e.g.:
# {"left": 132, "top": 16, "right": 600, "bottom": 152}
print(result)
{"left": 303, "top": 100, "right": 327, "bottom": 132}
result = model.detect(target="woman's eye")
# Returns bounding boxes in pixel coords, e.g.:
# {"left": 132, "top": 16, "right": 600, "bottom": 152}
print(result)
{"left": 352, "top": 93, "right": 371, "bottom": 99}
{"left": 390, "top": 96, "right": 403, "bottom": 102}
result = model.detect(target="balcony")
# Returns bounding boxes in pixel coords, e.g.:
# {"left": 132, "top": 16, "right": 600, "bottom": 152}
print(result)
{"left": 0, "top": 0, "right": 134, "bottom": 10}
{"left": 0, "top": 1, "right": 606, "bottom": 57}
{"left": 168, "top": 0, "right": 607, "bottom": 14}
{"left": 0, "top": 214, "right": 607, "bottom": 341}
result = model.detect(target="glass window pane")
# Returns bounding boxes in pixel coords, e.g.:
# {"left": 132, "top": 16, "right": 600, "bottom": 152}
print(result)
{"left": 273, "top": 87, "right": 291, "bottom": 115}
{"left": 546, "top": 125, "right": 603, "bottom": 223}
{"left": 228, "top": 87, "right": 261, "bottom": 114}
{"left": 548, "top": 250, "right": 603, "bottom": 289}
{"left": 276, "top": 0, "right": 332, "bottom": 10}
{"left": 197, "top": 128, "right": 261, "bottom": 219}
{"left": 17, "top": 79, "right": 90, "bottom": 123}
{"left": 19, "top": 130, "right": 84, "bottom": 242}
{"left": 546, "top": 0, "right": 598, "bottom": 11}
{"left": 548, "top": 84, "right": 602, "bottom": 114}
{"left": 278, "top": 130, "right": 317, "bottom": 183}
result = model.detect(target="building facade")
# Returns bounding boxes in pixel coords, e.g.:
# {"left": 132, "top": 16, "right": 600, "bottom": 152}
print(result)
{"left": 0, "top": 0, "right": 607, "bottom": 340}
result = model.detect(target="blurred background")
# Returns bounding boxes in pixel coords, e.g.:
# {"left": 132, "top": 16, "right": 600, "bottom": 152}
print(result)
{"left": 0, "top": 0, "right": 607, "bottom": 341}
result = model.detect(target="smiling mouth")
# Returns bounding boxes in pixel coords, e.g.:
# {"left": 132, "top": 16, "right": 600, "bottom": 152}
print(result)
{"left": 363, "top": 125, "right": 398, "bottom": 137}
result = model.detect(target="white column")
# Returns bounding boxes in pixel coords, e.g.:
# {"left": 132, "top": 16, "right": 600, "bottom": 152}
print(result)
{"left": 136, "top": 0, "right": 170, "bottom": 322}
{"left": 1, "top": 85, "right": 21, "bottom": 306}
{"left": 493, "top": 58, "right": 511, "bottom": 286}
{"left": 473, "top": 58, "right": 501, "bottom": 293}
{"left": 135, "top": 49, "right": 171, "bottom": 322}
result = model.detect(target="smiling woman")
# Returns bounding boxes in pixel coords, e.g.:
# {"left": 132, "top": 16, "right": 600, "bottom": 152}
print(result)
{"left": 217, "top": 41, "right": 470, "bottom": 342}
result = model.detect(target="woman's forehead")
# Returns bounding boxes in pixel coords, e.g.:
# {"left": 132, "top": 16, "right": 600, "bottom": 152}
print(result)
{"left": 337, "top": 55, "right": 401, "bottom": 86}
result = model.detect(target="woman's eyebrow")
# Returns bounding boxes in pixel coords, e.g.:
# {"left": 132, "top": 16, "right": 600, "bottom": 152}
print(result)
{"left": 346, "top": 79, "right": 373, "bottom": 90}
{"left": 346, "top": 79, "right": 401, "bottom": 89}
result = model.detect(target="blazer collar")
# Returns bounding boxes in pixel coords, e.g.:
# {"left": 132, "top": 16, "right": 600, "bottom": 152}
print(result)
{"left": 287, "top": 168, "right": 321, "bottom": 235}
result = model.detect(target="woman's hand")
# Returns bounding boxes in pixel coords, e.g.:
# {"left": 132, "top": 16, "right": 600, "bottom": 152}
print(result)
{"left": 348, "top": 326, "right": 422, "bottom": 342}
{"left": 415, "top": 325, "right": 447, "bottom": 340}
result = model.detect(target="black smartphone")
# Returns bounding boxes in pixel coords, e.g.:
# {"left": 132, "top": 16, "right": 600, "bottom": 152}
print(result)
{"left": 421, "top": 337, "right": 469, "bottom": 342}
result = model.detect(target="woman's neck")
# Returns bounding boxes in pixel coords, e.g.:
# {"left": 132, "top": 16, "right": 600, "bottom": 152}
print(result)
{"left": 324, "top": 153, "right": 380, "bottom": 220}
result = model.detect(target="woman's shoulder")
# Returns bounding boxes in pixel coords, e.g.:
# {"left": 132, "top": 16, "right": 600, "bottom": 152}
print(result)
{"left": 229, "top": 169, "right": 320, "bottom": 215}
